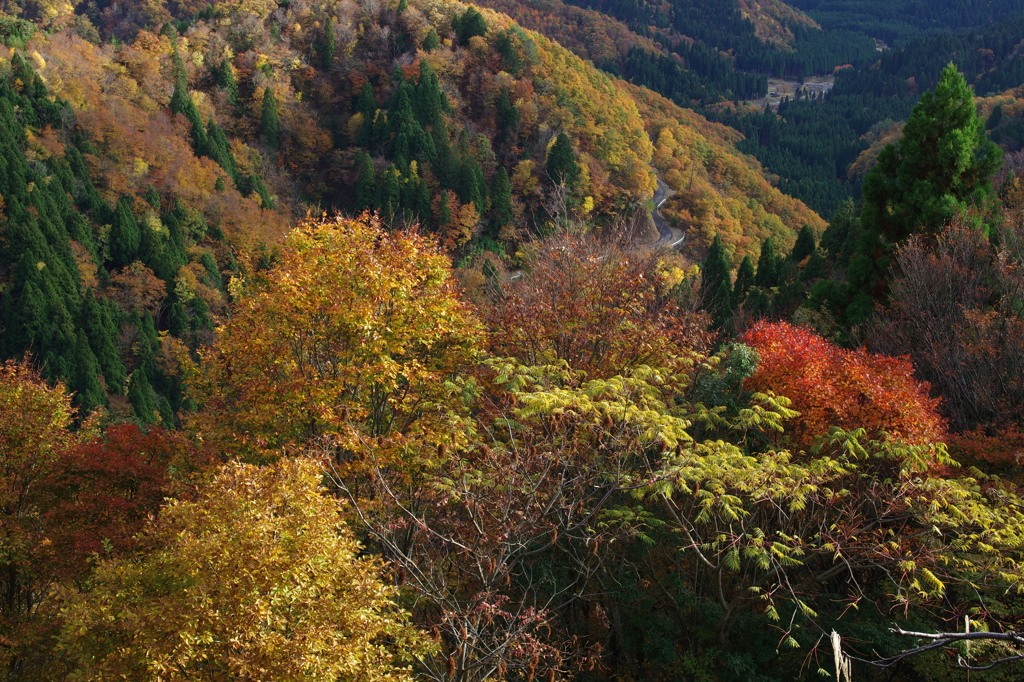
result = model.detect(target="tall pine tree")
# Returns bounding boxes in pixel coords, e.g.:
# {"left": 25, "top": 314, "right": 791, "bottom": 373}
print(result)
{"left": 260, "top": 87, "right": 281, "bottom": 150}
{"left": 848, "top": 63, "right": 1002, "bottom": 321}
{"left": 546, "top": 133, "right": 578, "bottom": 187}
{"left": 700, "top": 235, "right": 733, "bottom": 328}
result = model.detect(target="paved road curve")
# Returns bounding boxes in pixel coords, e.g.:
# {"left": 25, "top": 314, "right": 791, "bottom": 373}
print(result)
{"left": 650, "top": 177, "right": 685, "bottom": 249}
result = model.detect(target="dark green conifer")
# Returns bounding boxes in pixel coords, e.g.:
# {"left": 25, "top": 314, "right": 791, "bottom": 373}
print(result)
{"left": 849, "top": 63, "right": 1002, "bottom": 320}
{"left": 356, "top": 82, "right": 377, "bottom": 147}
{"left": 700, "top": 234, "right": 733, "bottom": 328}
{"left": 754, "top": 237, "right": 780, "bottom": 290}
{"left": 128, "top": 370, "right": 160, "bottom": 425}
{"left": 170, "top": 80, "right": 209, "bottom": 156}
{"left": 82, "top": 291, "right": 126, "bottom": 392}
{"left": 732, "top": 254, "right": 755, "bottom": 308}
{"left": 249, "top": 175, "right": 275, "bottom": 209}
{"left": 109, "top": 196, "right": 140, "bottom": 267}
{"left": 546, "top": 132, "right": 578, "bottom": 187}
{"left": 320, "top": 16, "right": 336, "bottom": 69}
{"left": 455, "top": 7, "right": 487, "bottom": 45}
{"left": 495, "top": 86, "right": 519, "bottom": 142}
{"left": 71, "top": 330, "right": 105, "bottom": 413}
{"left": 820, "top": 198, "right": 857, "bottom": 263}
{"left": 356, "top": 153, "right": 377, "bottom": 211}
{"left": 206, "top": 119, "right": 237, "bottom": 179}
{"left": 790, "top": 225, "right": 816, "bottom": 264}
{"left": 490, "top": 167, "right": 513, "bottom": 235}
{"left": 259, "top": 87, "right": 281, "bottom": 150}
{"left": 217, "top": 58, "right": 239, "bottom": 107}
{"left": 495, "top": 31, "right": 523, "bottom": 75}
{"left": 378, "top": 165, "right": 402, "bottom": 219}
{"left": 415, "top": 60, "right": 447, "bottom": 127}
{"left": 457, "top": 158, "right": 484, "bottom": 214}
{"left": 801, "top": 249, "right": 828, "bottom": 283}
{"left": 438, "top": 189, "right": 452, "bottom": 226}
{"left": 422, "top": 27, "right": 440, "bottom": 52}
{"left": 414, "top": 177, "right": 432, "bottom": 224}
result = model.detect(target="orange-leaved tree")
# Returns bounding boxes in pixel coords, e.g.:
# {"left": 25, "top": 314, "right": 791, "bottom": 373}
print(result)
{"left": 189, "top": 214, "right": 485, "bottom": 461}
{"left": 742, "top": 321, "right": 946, "bottom": 450}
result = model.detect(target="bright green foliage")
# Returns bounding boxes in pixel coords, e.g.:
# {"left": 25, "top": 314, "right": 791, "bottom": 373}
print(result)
{"left": 260, "top": 87, "right": 281, "bottom": 150}
{"left": 700, "top": 234, "right": 733, "bottom": 327}
{"left": 59, "top": 458, "right": 430, "bottom": 682}
{"left": 546, "top": 132, "right": 579, "bottom": 187}
{"left": 849, "top": 63, "right": 1002, "bottom": 318}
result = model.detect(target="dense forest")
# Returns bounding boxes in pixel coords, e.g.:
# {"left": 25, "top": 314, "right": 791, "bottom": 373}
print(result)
{"left": 4, "top": 0, "right": 1024, "bottom": 680}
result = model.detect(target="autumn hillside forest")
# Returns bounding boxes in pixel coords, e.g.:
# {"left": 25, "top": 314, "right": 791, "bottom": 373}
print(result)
{"left": 7, "top": 0, "right": 1024, "bottom": 678}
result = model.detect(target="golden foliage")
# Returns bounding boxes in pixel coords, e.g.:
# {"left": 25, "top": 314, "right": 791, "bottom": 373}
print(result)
{"left": 622, "top": 80, "right": 825, "bottom": 264}
{"left": 59, "top": 457, "right": 429, "bottom": 682}
{"left": 189, "top": 214, "right": 485, "bottom": 459}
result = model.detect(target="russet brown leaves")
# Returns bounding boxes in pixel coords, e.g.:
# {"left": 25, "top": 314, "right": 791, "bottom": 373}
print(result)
{"left": 484, "top": 234, "right": 710, "bottom": 378}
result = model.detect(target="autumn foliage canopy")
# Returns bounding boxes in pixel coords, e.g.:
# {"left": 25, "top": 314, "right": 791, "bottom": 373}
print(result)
{"left": 742, "top": 321, "right": 946, "bottom": 449}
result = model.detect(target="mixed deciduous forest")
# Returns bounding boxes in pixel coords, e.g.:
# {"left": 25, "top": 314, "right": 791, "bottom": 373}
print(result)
{"left": 3, "top": 0, "right": 1024, "bottom": 679}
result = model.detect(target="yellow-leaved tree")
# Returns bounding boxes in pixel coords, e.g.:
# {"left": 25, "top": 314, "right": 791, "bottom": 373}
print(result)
{"left": 188, "top": 214, "right": 485, "bottom": 461}
{"left": 59, "top": 457, "right": 429, "bottom": 681}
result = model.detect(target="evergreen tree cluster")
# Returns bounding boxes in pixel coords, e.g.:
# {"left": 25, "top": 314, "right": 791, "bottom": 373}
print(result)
{"left": 348, "top": 39, "right": 528, "bottom": 243}
{"left": 700, "top": 225, "right": 826, "bottom": 329}
{"left": 705, "top": 66, "right": 1002, "bottom": 340}
{"left": 172, "top": 53, "right": 276, "bottom": 208}
{"left": 0, "top": 53, "right": 229, "bottom": 421}
{"left": 710, "top": 13, "right": 1024, "bottom": 219}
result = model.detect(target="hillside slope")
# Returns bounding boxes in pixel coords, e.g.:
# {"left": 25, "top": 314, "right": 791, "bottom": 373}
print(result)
{"left": 0, "top": 0, "right": 823, "bottom": 413}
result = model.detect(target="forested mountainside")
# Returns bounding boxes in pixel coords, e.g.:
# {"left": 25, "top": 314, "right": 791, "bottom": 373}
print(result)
{"left": 6, "top": 0, "right": 1024, "bottom": 680}
{"left": 712, "top": 12, "right": 1024, "bottom": 218}
{"left": 0, "top": 0, "right": 821, "bottom": 418}
{"left": 791, "top": 0, "right": 1024, "bottom": 44}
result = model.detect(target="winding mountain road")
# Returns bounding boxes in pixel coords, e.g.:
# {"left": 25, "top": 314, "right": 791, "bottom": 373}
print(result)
{"left": 649, "top": 177, "right": 685, "bottom": 249}
{"left": 506, "top": 175, "right": 684, "bottom": 282}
